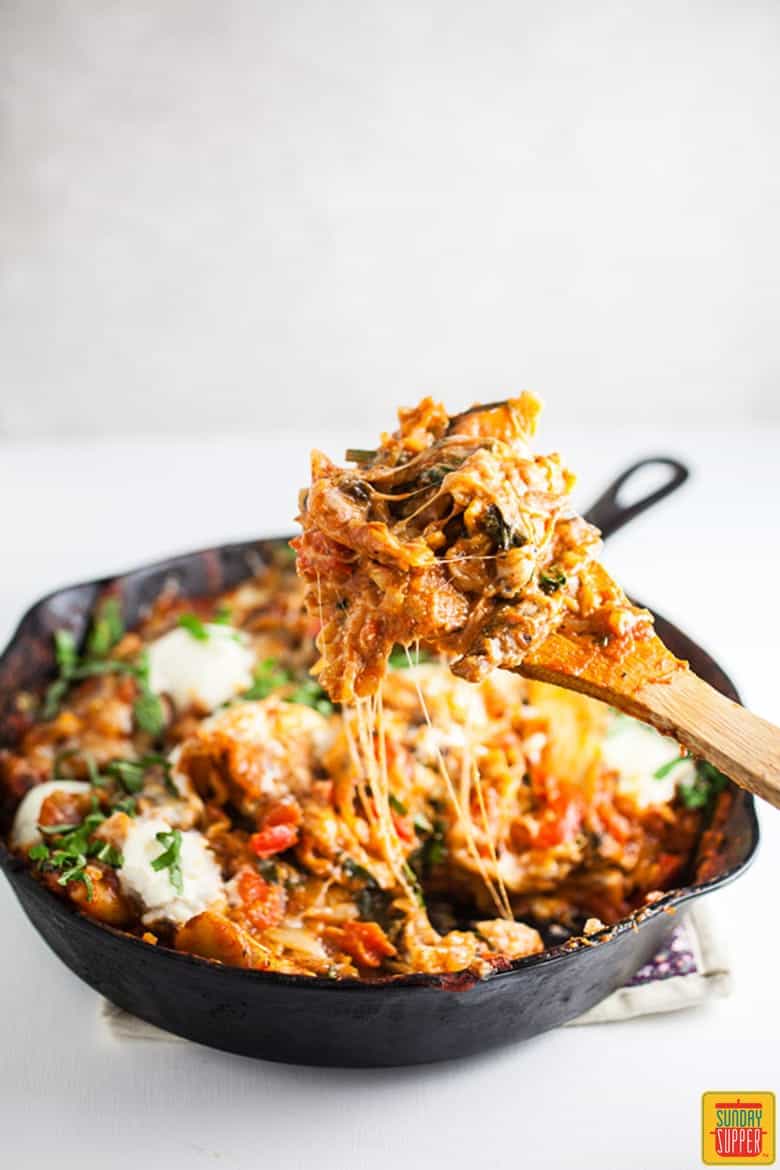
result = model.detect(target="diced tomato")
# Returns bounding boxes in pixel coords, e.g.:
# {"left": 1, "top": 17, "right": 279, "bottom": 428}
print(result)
{"left": 249, "top": 800, "right": 302, "bottom": 857}
{"left": 337, "top": 921, "right": 397, "bottom": 968}
{"left": 249, "top": 822, "right": 299, "bottom": 859}
{"left": 391, "top": 811, "right": 413, "bottom": 843}
{"left": 263, "top": 801, "right": 302, "bottom": 829}
{"left": 535, "top": 798, "right": 582, "bottom": 848}
{"left": 237, "top": 870, "right": 286, "bottom": 931}
{"left": 597, "top": 803, "right": 632, "bottom": 844}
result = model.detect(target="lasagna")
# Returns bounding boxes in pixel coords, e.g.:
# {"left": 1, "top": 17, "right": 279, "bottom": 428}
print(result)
{"left": 0, "top": 547, "right": 720, "bottom": 979}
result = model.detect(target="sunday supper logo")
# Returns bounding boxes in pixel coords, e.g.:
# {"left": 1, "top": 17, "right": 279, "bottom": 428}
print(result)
{"left": 702, "top": 1092, "right": 775, "bottom": 1165}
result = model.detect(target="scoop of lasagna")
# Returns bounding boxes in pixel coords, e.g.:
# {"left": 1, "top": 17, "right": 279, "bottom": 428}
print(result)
{"left": 294, "top": 394, "right": 662, "bottom": 704}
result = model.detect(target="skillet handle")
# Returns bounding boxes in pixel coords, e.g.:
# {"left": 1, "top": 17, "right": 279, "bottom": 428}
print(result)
{"left": 583, "top": 457, "right": 689, "bottom": 540}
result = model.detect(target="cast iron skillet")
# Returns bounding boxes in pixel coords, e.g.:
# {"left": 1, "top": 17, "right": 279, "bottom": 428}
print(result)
{"left": 0, "top": 458, "right": 759, "bottom": 1067}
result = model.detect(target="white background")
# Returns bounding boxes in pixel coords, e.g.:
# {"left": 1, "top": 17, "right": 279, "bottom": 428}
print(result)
{"left": 2, "top": 0, "right": 779, "bottom": 438}
{"left": 0, "top": 429, "right": 778, "bottom": 1170}
{"left": 2, "top": 3, "right": 779, "bottom": 1167}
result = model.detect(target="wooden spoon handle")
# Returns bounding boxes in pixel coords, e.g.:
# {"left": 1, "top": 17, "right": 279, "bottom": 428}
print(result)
{"left": 638, "top": 670, "right": 780, "bottom": 809}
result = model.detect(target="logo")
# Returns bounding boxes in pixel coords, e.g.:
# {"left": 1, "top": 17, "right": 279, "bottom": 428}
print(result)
{"left": 702, "top": 1092, "right": 775, "bottom": 1165}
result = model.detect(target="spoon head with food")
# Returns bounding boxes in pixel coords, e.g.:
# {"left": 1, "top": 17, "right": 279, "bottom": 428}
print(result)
{"left": 295, "top": 393, "right": 780, "bottom": 810}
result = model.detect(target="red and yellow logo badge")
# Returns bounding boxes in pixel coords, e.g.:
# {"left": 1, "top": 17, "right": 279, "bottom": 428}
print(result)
{"left": 702, "top": 1092, "right": 775, "bottom": 1165}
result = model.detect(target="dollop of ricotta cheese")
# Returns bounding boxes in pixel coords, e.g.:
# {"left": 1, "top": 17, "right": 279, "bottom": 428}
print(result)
{"left": 10, "top": 780, "right": 91, "bottom": 850}
{"left": 117, "top": 816, "right": 224, "bottom": 925}
{"left": 146, "top": 624, "right": 254, "bottom": 712}
{"left": 601, "top": 716, "right": 697, "bottom": 808}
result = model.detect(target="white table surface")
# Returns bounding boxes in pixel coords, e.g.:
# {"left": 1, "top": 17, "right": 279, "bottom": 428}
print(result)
{"left": 1, "top": 426, "right": 777, "bottom": 1170}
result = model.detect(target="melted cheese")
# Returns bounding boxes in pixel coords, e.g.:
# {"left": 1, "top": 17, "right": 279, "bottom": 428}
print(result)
{"left": 10, "top": 780, "right": 91, "bottom": 850}
{"left": 147, "top": 625, "right": 254, "bottom": 711}
{"left": 117, "top": 816, "right": 224, "bottom": 925}
{"left": 602, "top": 715, "right": 697, "bottom": 807}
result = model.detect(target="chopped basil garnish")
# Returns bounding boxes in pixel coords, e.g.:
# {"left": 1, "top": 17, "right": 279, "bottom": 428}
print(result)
{"left": 678, "top": 761, "right": 728, "bottom": 809}
{"left": 241, "top": 659, "right": 334, "bottom": 714}
{"left": 113, "top": 796, "right": 138, "bottom": 817}
{"left": 105, "top": 754, "right": 174, "bottom": 796}
{"left": 41, "top": 678, "right": 70, "bottom": 721}
{"left": 243, "top": 658, "right": 292, "bottom": 701}
{"left": 419, "top": 463, "right": 458, "bottom": 487}
{"left": 132, "top": 689, "right": 165, "bottom": 737}
{"left": 132, "top": 650, "right": 166, "bottom": 737}
{"left": 539, "top": 567, "right": 567, "bottom": 595}
{"left": 178, "top": 612, "right": 209, "bottom": 641}
{"left": 42, "top": 617, "right": 165, "bottom": 739}
{"left": 387, "top": 645, "right": 434, "bottom": 669}
{"left": 344, "top": 448, "right": 377, "bottom": 465}
{"left": 402, "top": 861, "right": 425, "bottom": 906}
{"left": 483, "top": 504, "right": 526, "bottom": 551}
{"left": 287, "top": 677, "right": 334, "bottom": 715}
{"left": 653, "top": 753, "right": 692, "bottom": 780}
{"left": 28, "top": 801, "right": 124, "bottom": 901}
{"left": 54, "top": 629, "right": 78, "bottom": 675}
{"left": 85, "top": 597, "right": 124, "bottom": 660}
{"left": 151, "top": 829, "right": 183, "bottom": 894}
{"left": 388, "top": 793, "right": 407, "bottom": 816}
{"left": 342, "top": 858, "right": 376, "bottom": 884}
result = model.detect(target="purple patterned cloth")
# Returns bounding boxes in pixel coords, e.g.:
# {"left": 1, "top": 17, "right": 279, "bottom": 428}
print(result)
{"left": 626, "top": 920, "right": 698, "bottom": 986}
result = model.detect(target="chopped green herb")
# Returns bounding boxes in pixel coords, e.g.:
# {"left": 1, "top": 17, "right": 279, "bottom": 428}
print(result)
{"left": 539, "top": 567, "right": 567, "bottom": 595}
{"left": 388, "top": 793, "right": 407, "bottom": 816}
{"left": 39, "top": 821, "right": 81, "bottom": 835}
{"left": 133, "top": 689, "right": 166, "bottom": 738}
{"left": 213, "top": 605, "right": 232, "bottom": 625}
{"left": 288, "top": 677, "right": 334, "bottom": 716}
{"left": 105, "top": 759, "right": 145, "bottom": 793}
{"left": 653, "top": 753, "right": 692, "bottom": 780}
{"left": 387, "top": 645, "right": 434, "bottom": 670}
{"left": 419, "top": 463, "right": 458, "bottom": 487}
{"left": 151, "top": 829, "right": 183, "bottom": 894}
{"left": 132, "top": 651, "right": 166, "bottom": 737}
{"left": 106, "top": 753, "right": 177, "bottom": 796}
{"left": 85, "top": 597, "right": 124, "bottom": 660}
{"left": 57, "top": 866, "right": 94, "bottom": 900}
{"left": 113, "top": 796, "right": 137, "bottom": 817}
{"left": 242, "top": 658, "right": 292, "bottom": 701}
{"left": 344, "top": 448, "right": 377, "bottom": 465}
{"left": 42, "top": 617, "right": 152, "bottom": 722}
{"left": 482, "top": 504, "right": 526, "bottom": 551}
{"left": 678, "top": 760, "right": 728, "bottom": 809}
{"left": 402, "top": 862, "right": 425, "bottom": 906}
{"left": 256, "top": 858, "right": 280, "bottom": 882}
{"left": 54, "top": 629, "right": 78, "bottom": 675}
{"left": 413, "top": 812, "right": 433, "bottom": 834}
{"left": 178, "top": 612, "right": 209, "bottom": 641}
{"left": 41, "top": 678, "right": 70, "bottom": 720}
{"left": 69, "top": 659, "right": 138, "bottom": 680}
{"left": 342, "top": 858, "right": 377, "bottom": 885}
{"left": 28, "top": 805, "right": 119, "bottom": 903}
{"left": 415, "top": 819, "right": 447, "bottom": 870}
{"left": 42, "top": 628, "right": 81, "bottom": 717}
{"left": 54, "top": 749, "right": 105, "bottom": 787}
{"left": 93, "top": 841, "right": 124, "bottom": 867}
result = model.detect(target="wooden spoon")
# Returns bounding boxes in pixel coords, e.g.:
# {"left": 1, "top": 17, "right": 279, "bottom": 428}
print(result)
{"left": 520, "top": 576, "right": 780, "bottom": 810}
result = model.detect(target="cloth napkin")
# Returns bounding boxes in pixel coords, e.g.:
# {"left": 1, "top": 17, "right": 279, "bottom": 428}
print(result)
{"left": 100, "top": 902, "right": 730, "bottom": 1042}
